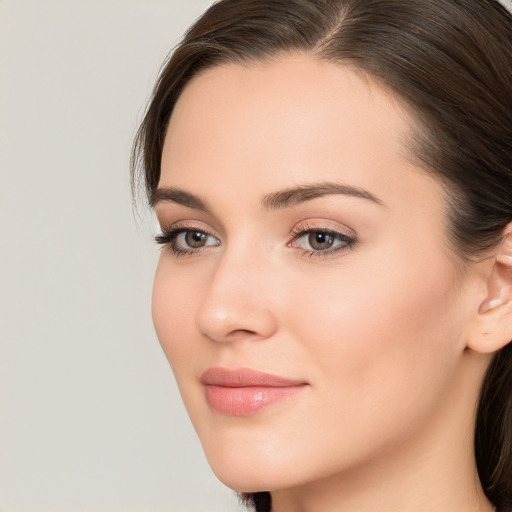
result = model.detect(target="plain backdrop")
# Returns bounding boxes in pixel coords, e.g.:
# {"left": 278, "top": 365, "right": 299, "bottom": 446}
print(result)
{"left": 1, "top": 1, "right": 511, "bottom": 512}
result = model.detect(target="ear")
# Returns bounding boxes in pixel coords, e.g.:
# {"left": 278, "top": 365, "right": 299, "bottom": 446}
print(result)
{"left": 467, "top": 228, "right": 512, "bottom": 354}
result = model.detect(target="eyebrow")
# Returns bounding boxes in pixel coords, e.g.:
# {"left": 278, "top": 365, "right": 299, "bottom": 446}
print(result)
{"left": 150, "top": 187, "right": 210, "bottom": 212}
{"left": 150, "top": 181, "right": 384, "bottom": 211}
{"left": 261, "top": 181, "right": 384, "bottom": 209}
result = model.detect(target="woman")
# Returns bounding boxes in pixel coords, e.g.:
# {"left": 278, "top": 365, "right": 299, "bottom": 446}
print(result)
{"left": 131, "top": 1, "right": 512, "bottom": 511}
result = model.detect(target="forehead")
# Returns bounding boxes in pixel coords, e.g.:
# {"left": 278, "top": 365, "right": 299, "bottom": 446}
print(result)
{"left": 160, "top": 54, "right": 444, "bottom": 219}
{"left": 162, "top": 54, "right": 416, "bottom": 188}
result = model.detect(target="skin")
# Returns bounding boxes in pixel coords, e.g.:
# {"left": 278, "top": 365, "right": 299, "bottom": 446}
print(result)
{"left": 152, "top": 55, "right": 497, "bottom": 512}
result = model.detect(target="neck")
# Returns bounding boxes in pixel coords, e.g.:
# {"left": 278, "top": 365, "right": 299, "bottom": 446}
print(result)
{"left": 271, "top": 351, "right": 494, "bottom": 512}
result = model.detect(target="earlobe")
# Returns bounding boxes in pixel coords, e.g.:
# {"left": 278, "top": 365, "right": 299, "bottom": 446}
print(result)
{"left": 468, "top": 230, "right": 512, "bottom": 354}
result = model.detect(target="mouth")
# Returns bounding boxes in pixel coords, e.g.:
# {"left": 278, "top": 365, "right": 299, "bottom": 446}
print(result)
{"left": 200, "top": 367, "right": 309, "bottom": 416}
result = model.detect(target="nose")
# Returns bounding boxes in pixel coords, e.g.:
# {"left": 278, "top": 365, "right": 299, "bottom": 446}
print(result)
{"left": 195, "top": 248, "right": 279, "bottom": 343}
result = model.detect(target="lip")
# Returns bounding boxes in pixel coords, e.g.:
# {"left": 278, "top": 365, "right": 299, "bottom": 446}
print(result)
{"left": 200, "top": 367, "right": 308, "bottom": 416}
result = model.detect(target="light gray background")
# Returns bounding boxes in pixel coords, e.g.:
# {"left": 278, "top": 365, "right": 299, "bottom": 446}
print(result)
{"left": 0, "top": 1, "right": 244, "bottom": 511}
{"left": 1, "top": 1, "right": 511, "bottom": 511}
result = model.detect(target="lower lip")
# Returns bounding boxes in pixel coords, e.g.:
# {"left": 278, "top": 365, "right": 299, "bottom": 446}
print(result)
{"left": 204, "top": 385, "right": 306, "bottom": 416}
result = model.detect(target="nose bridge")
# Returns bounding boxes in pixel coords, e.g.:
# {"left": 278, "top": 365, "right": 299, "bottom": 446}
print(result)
{"left": 196, "top": 240, "right": 278, "bottom": 342}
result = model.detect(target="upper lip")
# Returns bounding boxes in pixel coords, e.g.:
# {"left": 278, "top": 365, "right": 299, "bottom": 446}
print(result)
{"left": 200, "top": 367, "right": 307, "bottom": 387}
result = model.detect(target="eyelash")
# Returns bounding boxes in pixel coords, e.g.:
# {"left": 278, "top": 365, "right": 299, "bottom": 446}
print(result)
{"left": 155, "top": 223, "right": 356, "bottom": 259}
{"left": 154, "top": 225, "right": 216, "bottom": 258}
{"left": 288, "top": 223, "right": 356, "bottom": 258}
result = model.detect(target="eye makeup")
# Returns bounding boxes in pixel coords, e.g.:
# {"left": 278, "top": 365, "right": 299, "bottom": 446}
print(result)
{"left": 155, "top": 219, "right": 357, "bottom": 260}
{"left": 288, "top": 221, "right": 357, "bottom": 258}
{"left": 155, "top": 223, "right": 220, "bottom": 258}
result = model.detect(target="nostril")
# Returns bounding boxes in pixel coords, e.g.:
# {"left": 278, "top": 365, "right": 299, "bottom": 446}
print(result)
{"left": 214, "top": 328, "right": 263, "bottom": 343}
{"left": 231, "top": 328, "right": 262, "bottom": 338}
{"left": 232, "top": 329, "right": 258, "bottom": 336}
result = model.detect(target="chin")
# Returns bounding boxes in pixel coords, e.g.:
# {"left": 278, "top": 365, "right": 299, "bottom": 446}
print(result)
{"left": 214, "top": 470, "right": 275, "bottom": 494}
{"left": 202, "top": 445, "right": 276, "bottom": 491}
{"left": 200, "top": 432, "right": 303, "bottom": 492}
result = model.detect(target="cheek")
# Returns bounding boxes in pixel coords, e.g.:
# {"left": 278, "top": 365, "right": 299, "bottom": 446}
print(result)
{"left": 283, "top": 250, "right": 463, "bottom": 436}
{"left": 151, "top": 257, "right": 200, "bottom": 373}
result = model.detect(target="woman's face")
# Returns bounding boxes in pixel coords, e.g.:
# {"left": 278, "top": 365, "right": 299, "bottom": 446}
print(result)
{"left": 152, "top": 55, "right": 479, "bottom": 492}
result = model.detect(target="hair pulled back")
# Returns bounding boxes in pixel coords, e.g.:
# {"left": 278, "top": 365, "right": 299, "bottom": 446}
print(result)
{"left": 132, "top": 1, "right": 512, "bottom": 510}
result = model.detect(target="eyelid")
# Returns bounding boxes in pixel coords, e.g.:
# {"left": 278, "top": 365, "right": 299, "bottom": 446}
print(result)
{"left": 155, "top": 221, "right": 221, "bottom": 257}
{"left": 287, "top": 220, "right": 357, "bottom": 257}
{"left": 157, "top": 219, "right": 213, "bottom": 232}
{"left": 155, "top": 218, "right": 357, "bottom": 259}
{"left": 288, "top": 219, "right": 356, "bottom": 239}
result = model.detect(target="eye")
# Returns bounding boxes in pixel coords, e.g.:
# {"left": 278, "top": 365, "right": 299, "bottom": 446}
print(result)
{"left": 155, "top": 226, "right": 220, "bottom": 256}
{"left": 305, "top": 231, "right": 338, "bottom": 251}
{"left": 289, "top": 224, "right": 356, "bottom": 257}
{"left": 177, "top": 230, "right": 215, "bottom": 249}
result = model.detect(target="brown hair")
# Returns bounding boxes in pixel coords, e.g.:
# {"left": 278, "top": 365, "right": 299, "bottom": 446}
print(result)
{"left": 132, "top": 1, "right": 512, "bottom": 511}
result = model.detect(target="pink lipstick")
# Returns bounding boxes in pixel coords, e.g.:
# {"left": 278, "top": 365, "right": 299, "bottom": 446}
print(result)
{"left": 201, "top": 367, "right": 308, "bottom": 416}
